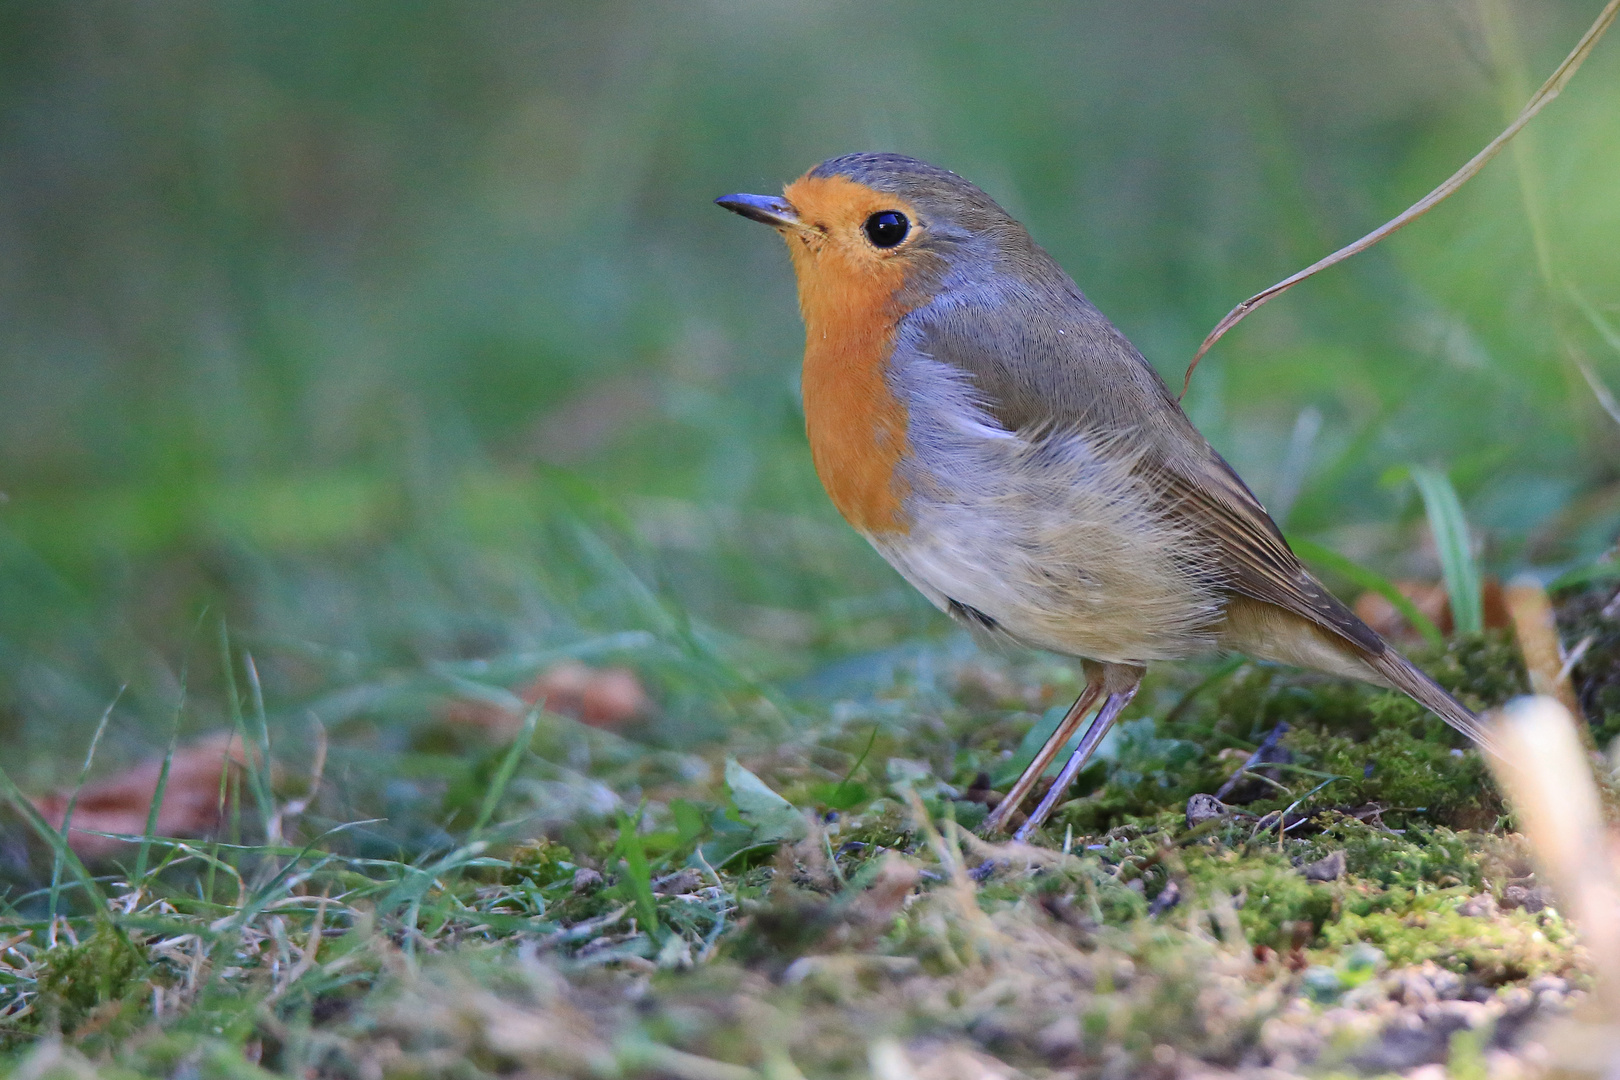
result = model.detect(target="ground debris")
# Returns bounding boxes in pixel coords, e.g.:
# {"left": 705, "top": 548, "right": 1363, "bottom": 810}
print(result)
{"left": 1300, "top": 850, "right": 1345, "bottom": 882}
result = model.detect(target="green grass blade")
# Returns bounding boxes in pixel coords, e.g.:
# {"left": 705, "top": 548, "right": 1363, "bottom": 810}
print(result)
{"left": 1409, "top": 465, "right": 1483, "bottom": 635}
{"left": 831, "top": 725, "right": 879, "bottom": 807}
{"left": 1548, "top": 559, "right": 1620, "bottom": 591}
{"left": 218, "top": 621, "right": 254, "bottom": 837}
{"left": 48, "top": 687, "right": 121, "bottom": 931}
{"left": 136, "top": 651, "right": 190, "bottom": 885}
{"left": 1566, "top": 285, "right": 1620, "bottom": 425}
{"left": 134, "top": 721, "right": 179, "bottom": 887}
{"left": 472, "top": 705, "right": 542, "bottom": 837}
{"left": 617, "top": 813, "right": 660, "bottom": 935}
{"left": 241, "top": 650, "right": 277, "bottom": 837}
{"left": 1289, "top": 537, "right": 1446, "bottom": 647}
{"left": 1571, "top": 284, "right": 1620, "bottom": 356}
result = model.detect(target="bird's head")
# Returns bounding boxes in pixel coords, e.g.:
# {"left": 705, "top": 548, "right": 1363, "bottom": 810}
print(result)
{"left": 717, "top": 153, "right": 1029, "bottom": 319}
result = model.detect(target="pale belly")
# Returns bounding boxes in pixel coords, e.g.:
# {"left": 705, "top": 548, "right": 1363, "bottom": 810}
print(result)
{"left": 863, "top": 423, "right": 1226, "bottom": 664}
{"left": 868, "top": 512, "right": 1222, "bottom": 664}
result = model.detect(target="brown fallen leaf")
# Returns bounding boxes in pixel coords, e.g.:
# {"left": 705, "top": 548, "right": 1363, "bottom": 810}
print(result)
{"left": 1352, "top": 577, "right": 1509, "bottom": 641}
{"left": 443, "top": 661, "right": 651, "bottom": 739}
{"left": 31, "top": 732, "right": 250, "bottom": 860}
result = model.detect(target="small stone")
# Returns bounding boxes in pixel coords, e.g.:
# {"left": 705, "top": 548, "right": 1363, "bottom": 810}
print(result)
{"left": 1035, "top": 1015, "right": 1081, "bottom": 1057}
{"left": 572, "top": 867, "right": 604, "bottom": 893}
{"left": 1185, "top": 792, "right": 1227, "bottom": 828}
{"left": 1303, "top": 965, "right": 1344, "bottom": 1002}
{"left": 1426, "top": 964, "right": 1463, "bottom": 1000}
{"left": 1148, "top": 879, "right": 1181, "bottom": 916}
{"left": 651, "top": 868, "right": 703, "bottom": 895}
{"left": 1527, "top": 974, "right": 1568, "bottom": 1009}
{"left": 1392, "top": 970, "right": 1438, "bottom": 1007}
{"left": 1427, "top": 999, "right": 1491, "bottom": 1028}
{"left": 1502, "top": 884, "right": 1549, "bottom": 913}
{"left": 1496, "top": 986, "right": 1533, "bottom": 1012}
{"left": 1301, "top": 850, "right": 1346, "bottom": 882}
{"left": 1457, "top": 893, "right": 1498, "bottom": 918}
{"left": 1343, "top": 943, "right": 1386, "bottom": 980}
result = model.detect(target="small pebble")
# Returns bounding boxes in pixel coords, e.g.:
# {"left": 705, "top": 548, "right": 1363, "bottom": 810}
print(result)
{"left": 1149, "top": 879, "right": 1181, "bottom": 916}
{"left": 1502, "top": 884, "right": 1549, "bottom": 913}
{"left": 1185, "top": 792, "right": 1227, "bottom": 829}
{"left": 1035, "top": 1015, "right": 1081, "bottom": 1056}
{"left": 572, "top": 867, "right": 604, "bottom": 893}
{"left": 1301, "top": 850, "right": 1346, "bottom": 882}
{"left": 650, "top": 868, "right": 702, "bottom": 896}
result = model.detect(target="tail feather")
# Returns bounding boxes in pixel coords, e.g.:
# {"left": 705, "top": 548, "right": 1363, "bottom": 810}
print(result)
{"left": 1365, "top": 647, "right": 1500, "bottom": 757}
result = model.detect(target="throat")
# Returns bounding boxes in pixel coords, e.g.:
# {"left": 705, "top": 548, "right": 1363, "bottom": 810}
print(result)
{"left": 798, "top": 274, "right": 912, "bottom": 535}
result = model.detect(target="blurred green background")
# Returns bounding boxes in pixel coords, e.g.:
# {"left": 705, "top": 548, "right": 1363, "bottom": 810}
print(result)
{"left": 1, "top": 1, "right": 1617, "bottom": 778}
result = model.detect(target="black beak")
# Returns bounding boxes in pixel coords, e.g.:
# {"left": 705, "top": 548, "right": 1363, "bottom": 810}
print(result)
{"left": 715, "top": 192, "right": 802, "bottom": 230}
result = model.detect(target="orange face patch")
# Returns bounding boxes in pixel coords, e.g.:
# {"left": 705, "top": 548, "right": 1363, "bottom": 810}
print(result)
{"left": 778, "top": 174, "right": 922, "bottom": 535}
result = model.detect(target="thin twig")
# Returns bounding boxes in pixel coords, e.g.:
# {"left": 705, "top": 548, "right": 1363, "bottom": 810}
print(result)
{"left": 1567, "top": 288, "right": 1620, "bottom": 427}
{"left": 1214, "top": 721, "right": 1290, "bottom": 802}
{"left": 1558, "top": 634, "right": 1595, "bottom": 684}
{"left": 1180, "top": 0, "right": 1620, "bottom": 399}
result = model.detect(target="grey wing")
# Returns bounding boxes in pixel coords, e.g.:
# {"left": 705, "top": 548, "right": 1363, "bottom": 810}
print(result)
{"left": 1153, "top": 450, "right": 1385, "bottom": 656}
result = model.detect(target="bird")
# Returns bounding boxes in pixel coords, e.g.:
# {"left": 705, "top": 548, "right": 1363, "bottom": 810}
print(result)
{"left": 716, "top": 153, "right": 1494, "bottom": 842}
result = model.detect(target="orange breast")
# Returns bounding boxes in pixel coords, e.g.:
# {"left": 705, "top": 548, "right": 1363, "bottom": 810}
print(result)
{"left": 784, "top": 176, "right": 914, "bottom": 535}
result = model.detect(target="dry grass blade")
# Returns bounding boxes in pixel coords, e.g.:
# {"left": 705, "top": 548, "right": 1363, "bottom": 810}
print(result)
{"left": 1485, "top": 697, "right": 1620, "bottom": 1019}
{"left": 1568, "top": 286, "right": 1620, "bottom": 427}
{"left": 1179, "top": 0, "right": 1620, "bottom": 399}
{"left": 1503, "top": 575, "right": 1584, "bottom": 722}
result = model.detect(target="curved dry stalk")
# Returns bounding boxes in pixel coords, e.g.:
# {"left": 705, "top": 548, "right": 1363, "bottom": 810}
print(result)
{"left": 1486, "top": 697, "right": 1620, "bottom": 1020}
{"left": 1180, "top": 0, "right": 1620, "bottom": 399}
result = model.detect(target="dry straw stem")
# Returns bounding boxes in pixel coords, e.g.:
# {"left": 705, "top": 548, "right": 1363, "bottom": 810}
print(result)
{"left": 1504, "top": 574, "right": 1585, "bottom": 722}
{"left": 1179, "top": 0, "right": 1620, "bottom": 399}
{"left": 1485, "top": 697, "right": 1620, "bottom": 1019}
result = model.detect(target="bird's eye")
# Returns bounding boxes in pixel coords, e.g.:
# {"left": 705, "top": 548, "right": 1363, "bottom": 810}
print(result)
{"left": 862, "top": 210, "right": 909, "bottom": 248}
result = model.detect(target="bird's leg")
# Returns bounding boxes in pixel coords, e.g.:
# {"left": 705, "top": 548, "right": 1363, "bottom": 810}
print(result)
{"left": 982, "top": 664, "right": 1105, "bottom": 834}
{"left": 1013, "top": 667, "right": 1143, "bottom": 843}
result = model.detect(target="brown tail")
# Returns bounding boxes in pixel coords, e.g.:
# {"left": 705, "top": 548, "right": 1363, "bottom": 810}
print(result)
{"left": 1365, "top": 646, "right": 1500, "bottom": 756}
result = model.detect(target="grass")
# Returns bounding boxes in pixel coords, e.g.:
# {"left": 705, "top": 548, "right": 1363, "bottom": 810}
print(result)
{"left": 0, "top": 571, "right": 1614, "bottom": 1076}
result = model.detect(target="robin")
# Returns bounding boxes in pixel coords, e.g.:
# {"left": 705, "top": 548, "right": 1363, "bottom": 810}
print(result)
{"left": 716, "top": 153, "right": 1493, "bottom": 842}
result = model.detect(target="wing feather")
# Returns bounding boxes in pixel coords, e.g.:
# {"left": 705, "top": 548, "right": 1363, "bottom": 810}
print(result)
{"left": 905, "top": 281, "right": 1385, "bottom": 657}
{"left": 1152, "top": 455, "right": 1386, "bottom": 656}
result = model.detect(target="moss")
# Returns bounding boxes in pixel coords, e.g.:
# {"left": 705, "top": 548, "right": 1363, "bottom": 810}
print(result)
{"left": 831, "top": 799, "right": 916, "bottom": 857}
{"left": 1044, "top": 639, "right": 1523, "bottom": 839}
{"left": 1279, "top": 719, "right": 1501, "bottom": 830}
{"left": 1179, "top": 848, "right": 1338, "bottom": 949}
{"left": 1414, "top": 630, "right": 1531, "bottom": 708}
{"left": 1318, "top": 903, "right": 1574, "bottom": 983}
{"left": 496, "top": 837, "right": 578, "bottom": 886}
{"left": 1555, "top": 579, "right": 1620, "bottom": 741}
{"left": 1056, "top": 776, "right": 1204, "bottom": 837}
{"left": 31, "top": 924, "right": 149, "bottom": 1036}
{"left": 1168, "top": 817, "right": 1502, "bottom": 955}
{"left": 1316, "top": 821, "right": 1485, "bottom": 890}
